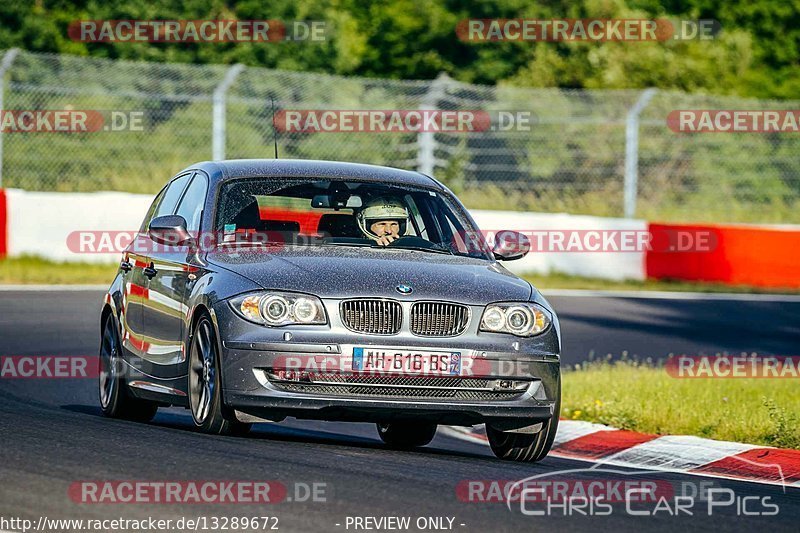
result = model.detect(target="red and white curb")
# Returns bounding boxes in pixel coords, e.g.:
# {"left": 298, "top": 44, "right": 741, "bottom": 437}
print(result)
{"left": 442, "top": 421, "right": 800, "bottom": 489}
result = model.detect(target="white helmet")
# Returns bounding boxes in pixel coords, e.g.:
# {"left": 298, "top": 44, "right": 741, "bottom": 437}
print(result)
{"left": 356, "top": 196, "right": 409, "bottom": 239}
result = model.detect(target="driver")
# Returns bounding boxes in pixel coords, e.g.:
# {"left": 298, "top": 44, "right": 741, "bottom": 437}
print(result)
{"left": 356, "top": 196, "right": 409, "bottom": 246}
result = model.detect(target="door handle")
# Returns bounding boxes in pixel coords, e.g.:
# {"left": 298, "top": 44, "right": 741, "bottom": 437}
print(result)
{"left": 143, "top": 264, "right": 158, "bottom": 279}
{"left": 120, "top": 260, "right": 132, "bottom": 272}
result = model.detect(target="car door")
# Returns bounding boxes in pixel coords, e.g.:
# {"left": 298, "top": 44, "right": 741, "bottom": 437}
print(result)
{"left": 141, "top": 172, "right": 208, "bottom": 379}
{"left": 136, "top": 172, "right": 193, "bottom": 376}
{"left": 120, "top": 187, "right": 166, "bottom": 360}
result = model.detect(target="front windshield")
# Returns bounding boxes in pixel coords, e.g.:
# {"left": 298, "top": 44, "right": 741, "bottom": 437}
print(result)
{"left": 214, "top": 178, "right": 492, "bottom": 260}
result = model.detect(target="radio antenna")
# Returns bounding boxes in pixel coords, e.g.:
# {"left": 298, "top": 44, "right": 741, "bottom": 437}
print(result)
{"left": 271, "top": 97, "right": 279, "bottom": 159}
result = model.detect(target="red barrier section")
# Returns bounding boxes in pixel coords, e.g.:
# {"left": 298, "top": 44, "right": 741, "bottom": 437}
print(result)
{"left": 258, "top": 206, "right": 324, "bottom": 235}
{"left": 646, "top": 223, "right": 800, "bottom": 288}
{"left": 692, "top": 448, "right": 800, "bottom": 484}
{"left": 553, "top": 430, "right": 658, "bottom": 460}
{"left": 0, "top": 189, "right": 7, "bottom": 258}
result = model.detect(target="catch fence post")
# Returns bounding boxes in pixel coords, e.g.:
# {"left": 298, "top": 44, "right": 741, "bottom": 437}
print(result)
{"left": 212, "top": 63, "right": 245, "bottom": 161}
{"left": 624, "top": 88, "right": 657, "bottom": 218}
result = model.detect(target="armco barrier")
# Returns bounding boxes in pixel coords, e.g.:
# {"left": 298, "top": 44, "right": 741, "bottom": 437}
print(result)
{"left": 2, "top": 189, "right": 799, "bottom": 288}
{"left": 646, "top": 222, "right": 800, "bottom": 289}
{"left": 0, "top": 188, "right": 7, "bottom": 258}
{"left": 5, "top": 189, "right": 152, "bottom": 263}
{"left": 469, "top": 210, "right": 647, "bottom": 281}
{"left": 0, "top": 189, "right": 648, "bottom": 278}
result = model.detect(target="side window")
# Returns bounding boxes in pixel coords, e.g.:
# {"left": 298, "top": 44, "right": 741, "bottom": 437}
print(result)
{"left": 151, "top": 173, "right": 192, "bottom": 223}
{"left": 441, "top": 211, "right": 468, "bottom": 254}
{"left": 175, "top": 174, "right": 208, "bottom": 233}
{"left": 441, "top": 203, "right": 483, "bottom": 255}
{"left": 139, "top": 187, "right": 167, "bottom": 233}
{"left": 425, "top": 194, "right": 469, "bottom": 254}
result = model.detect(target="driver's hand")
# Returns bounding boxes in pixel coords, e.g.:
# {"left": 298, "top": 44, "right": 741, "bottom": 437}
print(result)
{"left": 375, "top": 234, "right": 398, "bottom": 246}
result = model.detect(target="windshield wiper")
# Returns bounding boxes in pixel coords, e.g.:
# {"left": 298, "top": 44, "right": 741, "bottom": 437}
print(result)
{"left": 373, "top": 244, "right": 455, "bottom": 255}
{"left": 216, "top": 241, "right": 288, "bottom": 248}
{"left": 318, "top": 241, "right": 372, "bottom": 248}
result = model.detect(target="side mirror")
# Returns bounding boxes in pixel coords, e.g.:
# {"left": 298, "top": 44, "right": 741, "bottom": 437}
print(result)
{"left": 148, "top": 215, "right": 193, "bottom": 246}
{"left": 492, "top": 230, "right": 530, "bottom": 261}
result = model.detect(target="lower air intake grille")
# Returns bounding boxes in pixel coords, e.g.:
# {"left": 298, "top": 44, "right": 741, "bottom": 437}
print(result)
{"left": 267, "top": 373, "right": 528, "bottom": 401}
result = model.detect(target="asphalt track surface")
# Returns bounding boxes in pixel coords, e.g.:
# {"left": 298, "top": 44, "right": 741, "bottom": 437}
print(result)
{"left": 1, "top": 289, "right": 798, "bottom": 533}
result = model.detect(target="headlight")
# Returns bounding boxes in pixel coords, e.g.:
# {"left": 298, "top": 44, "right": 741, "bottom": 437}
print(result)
{"left": 479, "top": 302, "right": 550, "bottom": 336}
{"left": 230, "top": 292, "right": 327, "bottom": 326}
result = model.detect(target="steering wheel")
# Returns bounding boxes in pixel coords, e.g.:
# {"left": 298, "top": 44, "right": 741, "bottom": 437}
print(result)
{"left": 386, "top": 236, "right": 438, "bottom": 249}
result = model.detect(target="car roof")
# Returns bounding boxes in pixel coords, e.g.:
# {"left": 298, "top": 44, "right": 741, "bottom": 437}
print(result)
{"left": 184, "top": 159, "right": 443, "bottom": 190}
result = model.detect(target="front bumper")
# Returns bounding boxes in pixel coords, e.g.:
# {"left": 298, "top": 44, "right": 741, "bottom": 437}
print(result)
{"left": 214, "top": 300, "right": 560, "bottom": 426}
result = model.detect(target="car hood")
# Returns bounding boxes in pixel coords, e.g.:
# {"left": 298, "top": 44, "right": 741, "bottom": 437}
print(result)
{"left": 206, "top": 246, "right": 531, "bottom": 304}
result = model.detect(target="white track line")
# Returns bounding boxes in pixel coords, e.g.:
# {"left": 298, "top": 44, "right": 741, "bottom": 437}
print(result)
{"left": 540, "top": 288, "right": 800, "bottom": 302}
{"left": 0, "top": 284, "right": 108, "bottom": 291}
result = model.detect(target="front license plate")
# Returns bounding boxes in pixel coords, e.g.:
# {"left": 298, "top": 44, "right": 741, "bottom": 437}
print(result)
{"left": 352, "top": 347, "right": 461, "bottom": 376}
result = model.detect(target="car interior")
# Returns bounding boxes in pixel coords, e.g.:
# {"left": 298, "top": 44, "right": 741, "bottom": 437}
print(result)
{"left": 213, "top": 179, "right": 489, "bottom": 257}
{"left": 226, "top": 197, "right": 364, "bottom": 244}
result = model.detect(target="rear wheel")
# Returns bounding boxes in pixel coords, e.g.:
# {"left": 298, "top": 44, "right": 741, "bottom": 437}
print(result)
{"left": 376, "top": 421, "right": 437, "bottom": 448}
{"left": 98, "top": 314, "right": 158, "bottom": 422}
{"left": 487, "top": 385, "right": 561, "bottom": 462}
{"left": 188, "top": 316, "right": 252, "bottom": 436}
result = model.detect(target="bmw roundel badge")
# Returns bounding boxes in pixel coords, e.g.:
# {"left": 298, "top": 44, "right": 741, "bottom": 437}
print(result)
{"left": 396, "top": 284, "right": 413, "bottom": 294}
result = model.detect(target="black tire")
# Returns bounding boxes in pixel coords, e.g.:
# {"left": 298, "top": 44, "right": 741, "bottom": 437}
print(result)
{"left": 486, "top": 385, "right": 561, "bottom": 462}
{"left": 376, "top": 421, "right": 437, "bottom": 448}
{"left": 99, "top": 314, "right": 159, "bottom": 422}
{"left": 188, "top": 315, "right": 252, "bottom": 436}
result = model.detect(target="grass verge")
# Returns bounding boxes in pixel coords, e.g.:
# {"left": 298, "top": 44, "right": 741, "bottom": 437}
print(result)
{"left": 0, "top": 256, "right": 117, "bottom": 285}
{"left": 562, "top": 357, "right": 800, "bottom": 449}
{"left": 524, "top": 271, "right": 800, "bottom": 294}
{"left": 1, "top": 256, "right": 800, "bottom": 294}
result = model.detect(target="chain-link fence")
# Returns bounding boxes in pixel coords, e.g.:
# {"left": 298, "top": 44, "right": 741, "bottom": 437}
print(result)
{"left": 1, "top": 49, "right": 798, "bottom": 223}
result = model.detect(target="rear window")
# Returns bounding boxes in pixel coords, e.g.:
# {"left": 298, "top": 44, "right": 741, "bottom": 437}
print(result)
{"left": 253, "top": 195, "right": 353, "bottom": 236}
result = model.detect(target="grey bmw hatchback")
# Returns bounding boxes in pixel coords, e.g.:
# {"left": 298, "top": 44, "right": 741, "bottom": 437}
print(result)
{"left": 99, "top": 159, "right": 561, "bottom": 462}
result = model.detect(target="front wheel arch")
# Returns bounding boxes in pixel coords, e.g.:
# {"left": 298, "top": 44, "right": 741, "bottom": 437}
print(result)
{"left": 186, "top": 310, "right": 251, "bottom": 436}
{"left": 100, "top": 304, "right": 114, "bottom": 337}
{"left": 187, "top": 303, "right": 212, "bottom": 347}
